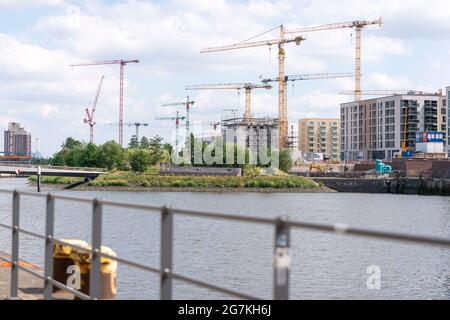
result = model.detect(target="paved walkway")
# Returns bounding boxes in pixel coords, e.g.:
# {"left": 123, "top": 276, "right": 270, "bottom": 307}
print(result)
{"left": 0, "top": 251, "right": 43, "bottom": 300}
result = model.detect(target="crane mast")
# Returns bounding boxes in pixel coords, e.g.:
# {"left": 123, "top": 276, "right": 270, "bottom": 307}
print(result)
{"left": 84, "top": 76, "right": 104, "bottom": 144}
{"left": 71, "top": 59, "right": 139, "bottom": 146}
{"left": 278, "top": 25, "right": 287, "bottom": 149}
{"left": 156, "top": 111, "right": 186, "bottom": 151}
{"left": 201, "top": 26, "right": 305, "bottom": 149}
{"left": 162, "top": 96, "right": 195, "bottom": 142}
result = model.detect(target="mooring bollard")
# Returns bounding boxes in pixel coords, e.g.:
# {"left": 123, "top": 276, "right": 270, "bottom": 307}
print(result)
{"left": 52, "top": 240, "right": 117, "bottom": 300}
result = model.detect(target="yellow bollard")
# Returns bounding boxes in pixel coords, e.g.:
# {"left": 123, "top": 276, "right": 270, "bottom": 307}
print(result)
{"left": 70, "top": 246, "right": 117, "bottom": 300}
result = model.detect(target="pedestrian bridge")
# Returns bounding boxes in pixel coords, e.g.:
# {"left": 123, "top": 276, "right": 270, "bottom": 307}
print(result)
{"left": 0, "top": 165, "right": 104, "bottom": 179}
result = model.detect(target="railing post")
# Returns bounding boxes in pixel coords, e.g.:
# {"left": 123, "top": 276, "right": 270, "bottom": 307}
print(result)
{"left": 160, "top": 206, "right": 173, "bottom": 300}
{"left": 90, "top": 199, "right": 103, "bottom": 300}
{"left": 10, "top": 190, "right": 20, "bottom": 298}
{"left": 43, "top": 194, "right": 55, "bottom": 300}
{"left": 273, "top": 217, "right": 291, "bottom": 300}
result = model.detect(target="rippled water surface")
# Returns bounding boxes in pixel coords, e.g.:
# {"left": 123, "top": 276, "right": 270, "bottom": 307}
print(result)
{"left": 1, "top": 178, "right": 449, "bottom": 299}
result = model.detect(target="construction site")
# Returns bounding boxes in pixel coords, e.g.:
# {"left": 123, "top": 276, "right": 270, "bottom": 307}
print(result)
{"left": 2, "top": 17, "right": 449, "bottom": 178}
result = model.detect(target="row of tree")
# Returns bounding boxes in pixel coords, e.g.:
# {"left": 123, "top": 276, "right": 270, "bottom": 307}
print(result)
{"left": 48, "top": 135, "right": 293, "bottom": 173}
{"left": 50, "top": 136, "right": 172, "bottom": 172}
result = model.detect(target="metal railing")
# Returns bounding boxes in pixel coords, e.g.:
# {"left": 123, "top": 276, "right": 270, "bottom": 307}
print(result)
{"left": 1, "top": 188, "right": 450, "bottom": 300}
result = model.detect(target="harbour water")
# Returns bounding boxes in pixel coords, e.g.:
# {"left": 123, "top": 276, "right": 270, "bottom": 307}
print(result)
{"left": 1, "top": 178, "right": 450, "bottom": 300}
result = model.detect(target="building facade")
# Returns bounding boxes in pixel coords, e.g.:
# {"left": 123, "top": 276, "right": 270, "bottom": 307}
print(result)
{"left": 3, "top": 122, "right": 32, "bottom": 157}
{"left": 447, "top": 87, "right": 450, "bottom": 154}
{"left": 340, "top": 92, "right": 447, "bottom": 161}
{"left": 298, "top": 118, "right": 340, "bottom": 161}
{"left": 287, "top": 122, "right": 299, "bottom": 151}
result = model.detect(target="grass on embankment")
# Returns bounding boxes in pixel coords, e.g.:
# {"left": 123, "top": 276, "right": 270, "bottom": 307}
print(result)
{"left": 29, "top": 171, "right": 320, "bottom": 190}
{"left": 88, "top": 172, "right": 319, "bottom": 189}
{"left": 28, "top": 176, "right": 84, "bottom": 184}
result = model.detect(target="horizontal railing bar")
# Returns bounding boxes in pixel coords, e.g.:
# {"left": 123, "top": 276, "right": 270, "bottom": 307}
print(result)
{"left": 55, "top": 240, "right": 259, "bottom": 299}
{"left": 168, "top": 271, "right": 262, "bottom": 300}
{"left": 3, "top": 188, "right": 450, "bottom": 249}
{"left": 172, "top": 208, "right": 276, "bottom": 225}
{"left": 16, "top": 263, "right": 45, "bottom": 280}
{"left": 100, "top": 252, "right": 161, "bottom": 275}
{"left": 54, "top": 239, "right": 162, "bottom": 274}
{"left": 16, "top": 228, "right": 46, "bottom": 240}
{"left": 287, "top": 221, "right": 450, "bottom": 248}
{"left": 48, "top": 194, "right": 96, "bottom": 204}
{"left": 98, "top": 199, "right": 161, "bottom": 212}
{"left": 9, "top": 190, "right": 45, "bottom": 198}
{"left": 0, "top": 222, "right": 12, "bottom": 230}
{"left": 52, "top": 239, "right": 92, "bottom": 254}
{"left": 0, "top": 255, "right": 12, "bottom": 264}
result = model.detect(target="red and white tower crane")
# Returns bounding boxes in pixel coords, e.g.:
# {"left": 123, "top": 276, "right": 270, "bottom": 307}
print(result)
{"left": 84, "top": 76, "right": 104, "bottom": 144}
{"left": 70, "top": 59, "right": 139, "bottom": 146}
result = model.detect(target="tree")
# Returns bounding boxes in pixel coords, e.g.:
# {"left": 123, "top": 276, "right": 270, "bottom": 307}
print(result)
{"left": 96, "top": 141, "right": 124, "bottom": 170}
{"left": 278, "top": 149, "right": 293, "bottom": 173}
{"left": 128, "top": 135, "right": 139, "bottom": 149}
{"left": 50, "top": 152, "right": 65, "bottom": 166}
{"left": 140, "top": 136, "right": 150, "bottom": 149}
{"left": 148, "top": 135, "right": 166, "bottom": 165}
{"left": 127, "top": 149, "right": 150, "bottom": 172}
{"left": 62, "top": 137, "right": 83, "bottom": 150}
{"left": 80, "top": 143, "right": 98, "bottom": 167}
{"left": 163, "top": 143, "right": 173, "bottom": 156}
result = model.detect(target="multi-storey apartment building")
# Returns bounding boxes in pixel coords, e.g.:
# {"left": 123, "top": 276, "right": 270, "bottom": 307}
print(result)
{"left": 340, "top": 92, "right": 447, "bottom": 161}
{"left": 447, "top": 87, "right": 450, "bottom": 154}
{"left": 298, "top": 118, "right": 340, "bottom": 161}
{"left": 3, "top": 122, "right": 32, "bottom": 157}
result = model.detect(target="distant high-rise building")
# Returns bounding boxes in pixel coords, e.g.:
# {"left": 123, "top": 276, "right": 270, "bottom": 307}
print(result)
{"left": 4, "top": 122, "right": 32, "bottom": 157}
{"left": 340, "top": 92, "right": 447, "bottom": 161}
{"left": 298, "top": 118, "right": 340, "bottom": 161}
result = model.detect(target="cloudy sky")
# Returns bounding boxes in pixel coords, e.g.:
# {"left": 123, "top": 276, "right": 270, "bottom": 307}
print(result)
{"left": 0, "top": 0, "right": 449, "bottom": 156}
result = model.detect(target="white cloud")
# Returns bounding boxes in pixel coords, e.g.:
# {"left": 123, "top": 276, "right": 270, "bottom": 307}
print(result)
{"left": 0, "top": 0, "right": 64, "bottom": 9}
{"left": 299, "top": 0, "right": 450, "bottom": 39}
{"left": 1, "top": 0, "right": 449, "bottom": 156}
{"left": 367, "top": 72, "right": 413, "bottom": 89}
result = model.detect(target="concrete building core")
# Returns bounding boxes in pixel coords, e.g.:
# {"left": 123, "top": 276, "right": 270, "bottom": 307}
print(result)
{"left": 221, "top": 117, "right": 279, "bottom": 164}
{"left": 298, "top": 118, "right": 340, "bottom": 161}
{"left": 3, "top": 122, "right": 32, "bottom": 158}
{"left": 287, "top": 122, "right": 299, "bottom": 151}
{"left": 340, "top": 92, "right": 447, "bottom": 161}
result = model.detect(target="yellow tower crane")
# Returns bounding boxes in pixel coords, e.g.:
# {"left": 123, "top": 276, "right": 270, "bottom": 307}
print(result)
{"left": 201, "top": 26, "right": 306, "bottom": 149}
{"left": 286, "top": 19, "right": 383, "bottom": 101}
{"left": 185, "top": 83, "right": 272, "bottom": 121}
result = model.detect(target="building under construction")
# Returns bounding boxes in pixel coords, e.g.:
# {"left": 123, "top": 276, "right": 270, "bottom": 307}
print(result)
{"left": 221, "top": 117, "right": 279, "bottom": 163}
